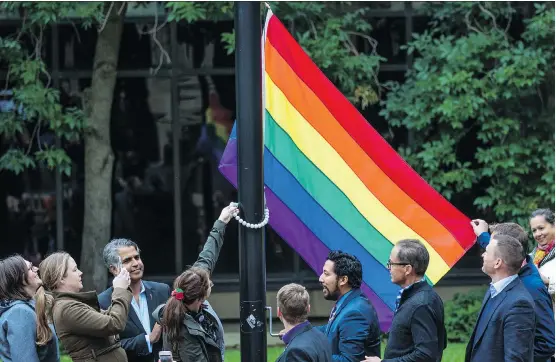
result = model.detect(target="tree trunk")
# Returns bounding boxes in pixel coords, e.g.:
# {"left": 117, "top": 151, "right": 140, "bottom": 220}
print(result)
{"left": 81, "top": 2, "right": 126, "bottom": 292}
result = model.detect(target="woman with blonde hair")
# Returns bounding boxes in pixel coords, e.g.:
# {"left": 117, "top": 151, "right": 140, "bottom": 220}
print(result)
{"left": 39, "top": 252, "right": 132, "bottom": 362}
{"left": 0, "top": 255, "right": 59, "bottom": 362}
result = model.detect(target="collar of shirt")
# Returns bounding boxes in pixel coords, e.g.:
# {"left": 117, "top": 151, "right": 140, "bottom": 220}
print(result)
{"left": 138, "top": 281, "right": 146, "bottom": 295}
{"left": 131, "top": 282, "right": 151, "bottom": 332}
{"left": 282, "top": 320, "right": 310, "bottom": 345}
{"left": 395, "top": 279, "right": 425, "bottom": 311}
{"left": 334, "top": 290, "right": 353, "bottom": 313}
{"left": 490, "top": 274, "right": 518, "bottom": 298}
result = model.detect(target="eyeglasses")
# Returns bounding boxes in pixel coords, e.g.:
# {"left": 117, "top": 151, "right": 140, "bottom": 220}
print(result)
{"left": 387, "top": 259, "right": 410, "bottom": 269}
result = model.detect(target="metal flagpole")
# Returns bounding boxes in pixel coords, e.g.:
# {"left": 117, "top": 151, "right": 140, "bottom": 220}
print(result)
{"left": 234, "top": 2, "right": 267, "bottom": 361}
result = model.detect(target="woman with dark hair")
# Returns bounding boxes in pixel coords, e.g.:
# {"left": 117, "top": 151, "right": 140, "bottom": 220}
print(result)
{"left": 39, "top": 252, "right": 132, "bottom": 362}
{"left": 0, "top": 255, "right": 59, "bottom": 362}
{"left": 153, "top": 204, "right": 238, "bottom": 362}
{"left": 529, "top": 208, "right": 556, "bottom": 287}
{"left": 161, "top": 267, "right": 219, "bottom": 362}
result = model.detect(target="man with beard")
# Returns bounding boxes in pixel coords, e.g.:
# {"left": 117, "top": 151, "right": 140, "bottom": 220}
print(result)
{"left": 98, "top": 238, "right": 170, "bottom": 362}
{"left": 317, "top": 250, "right": 380, "bottom": 361}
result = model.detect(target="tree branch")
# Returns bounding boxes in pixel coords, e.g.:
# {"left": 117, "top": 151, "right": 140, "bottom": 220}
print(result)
{"left": 97, "top": 1, "right": 115, "bottom": 33}
{"left": 26, "top": 122, "right": 39, "bottom": 155}
{"left": 478, "top": 2, "right": 499, "bottom": 30}
{"left": 15, "top": 9, "right": 27, "bottom": 42}
{"left": 465, "top": 9, "right": 483, "bottom": 34}
{"left": 347, "top": 31, "right": 379, "bottom": 55}
{"left": 136, "top": 5, "right": 171, "bottom": 74}
{"left": 504, "top": 1, "right": 513, "bottom": 34}
{"left": 70, "top": 20, "right": 82, "bottom": 43}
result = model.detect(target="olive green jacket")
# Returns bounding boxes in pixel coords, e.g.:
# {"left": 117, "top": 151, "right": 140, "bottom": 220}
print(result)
{"left": 155, "top": 220, "right": 226, "bottom": 362}
{"left": 52, "top": 288, "right": 132, "bottom": 362}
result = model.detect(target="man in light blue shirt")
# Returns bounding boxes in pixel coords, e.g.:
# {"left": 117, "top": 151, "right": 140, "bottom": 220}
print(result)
{"left": 99, "top": 239, "right": 171, "bottom": 362}
{"left": 465, "top": 234, "right": 536, "bottom": 362}
{"left": 131, "top": 282, "right": 155, "bottom": 353}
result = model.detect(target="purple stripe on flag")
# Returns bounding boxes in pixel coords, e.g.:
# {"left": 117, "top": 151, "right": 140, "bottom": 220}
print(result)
{"left": 219, "top": 137, "right": 393, "bottom": 331}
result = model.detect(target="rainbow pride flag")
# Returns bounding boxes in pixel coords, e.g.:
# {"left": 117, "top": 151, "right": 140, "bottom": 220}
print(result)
{"left": 219, "top": 11, "right": 476, "bottom": 330}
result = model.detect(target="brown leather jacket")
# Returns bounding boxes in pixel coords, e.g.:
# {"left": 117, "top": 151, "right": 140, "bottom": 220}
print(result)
{"left": 52, "top": 288, "right": 132, "bottom": 362}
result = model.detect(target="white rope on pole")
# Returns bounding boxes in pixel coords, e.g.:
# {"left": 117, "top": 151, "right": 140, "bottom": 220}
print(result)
{"left": 230, "top": 200, "right": 270, "bottom": 229}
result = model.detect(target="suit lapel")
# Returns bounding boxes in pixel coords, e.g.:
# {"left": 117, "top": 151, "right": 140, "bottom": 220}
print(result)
{"left": 475, "top": 288, "right": 492, "bottom": 328}
{"left": 107, "top": 287, "right": 145, "bottom": 334}
{"left": 327, "top": 289, "right": 360, "bottom": 334}
{"left": 144, "top": 282, "right": 157, "bottom": 330}
{"left": 472, "top": 278, "right": 518, "bottom": 348}
{"left": 128, "top": 302, "right": 147, "bottom": 334}
{"left": 466, "top": 288, "right": 495, "bottom": 361}
{"left": 276, "top": 350, "right": 286, "bottom": 362}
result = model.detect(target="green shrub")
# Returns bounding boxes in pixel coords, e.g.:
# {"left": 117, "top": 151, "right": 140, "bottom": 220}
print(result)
{"left": 444, "top": 287, "right": 487, "bottom": 343}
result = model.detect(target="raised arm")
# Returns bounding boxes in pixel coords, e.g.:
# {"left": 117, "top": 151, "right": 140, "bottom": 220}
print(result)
{"left": 193, "top": 204, "right": 238, "bottom": 275}
{"left": 60, "top": 287, "right": 132, "bottom": 337}
{"left": 470, "top": 219, "right": 490, "bottom": 249}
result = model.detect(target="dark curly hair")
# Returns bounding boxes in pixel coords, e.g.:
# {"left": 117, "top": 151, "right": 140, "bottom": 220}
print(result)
{"left": 327, "top": 250, "right": 362, "bottom": 289}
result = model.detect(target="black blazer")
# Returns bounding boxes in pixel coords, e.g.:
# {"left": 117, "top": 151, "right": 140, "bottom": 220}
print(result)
{"left": 98, "top": 280, "right": 171, "bottom": 362}
{"left": 384, "top": 281, "right": 446, "bottom": 362}
{"left": 465, "top": 277, "right": 536, "bottom": 362}
{"left": 276, "top": 322, "right": 333, "bottom": 362}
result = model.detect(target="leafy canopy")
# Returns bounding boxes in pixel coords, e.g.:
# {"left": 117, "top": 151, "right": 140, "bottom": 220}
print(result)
{"left": 1, "top": 1, "right": 385, "bottom": 176}
{"left": 380, "top": 2, "right": 555, "bottom": 226}
{"left": 0, "top": 2, "right": 102, "bottom": 175}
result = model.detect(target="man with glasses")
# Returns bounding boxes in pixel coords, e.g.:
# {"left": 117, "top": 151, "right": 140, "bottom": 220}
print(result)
{"left": 364, "top": 239, "right": 446, "bottom": 362}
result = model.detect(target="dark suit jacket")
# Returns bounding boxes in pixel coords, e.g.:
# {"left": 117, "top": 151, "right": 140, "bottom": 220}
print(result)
{"left": 98, "top": 280, "right": 170, "bottom": 362}
{"left": 318, "top": 288, "right": 381, "bottom": 362}
{"left": 383, "top": 281, "right": 446, "bottom": 362}
{"left": 479, "top": 231, "right": 554, "bottom": 362}
{"left": 276, "top": 322, "right": 332, "bottom": 362}
{"left": 519, "top": 257, "right": 555, "bottom": 362}
{"left": 465, "top": 277, "right": 536, "bottom": 362}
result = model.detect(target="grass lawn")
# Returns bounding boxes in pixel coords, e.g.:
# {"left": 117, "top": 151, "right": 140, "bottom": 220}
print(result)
{"left": 225, "top": 342, "right": 467, "bottom": 361}
{"left": 59, "top": 343, "right": 466, "bottom": 361}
